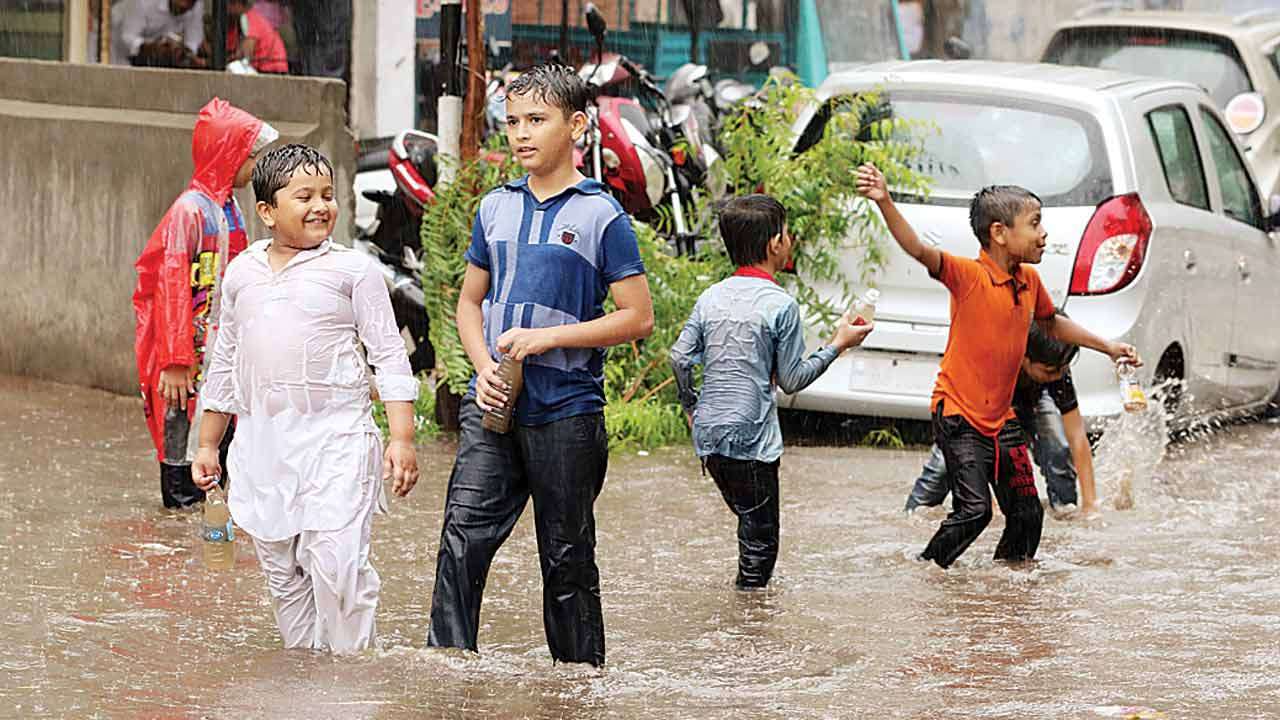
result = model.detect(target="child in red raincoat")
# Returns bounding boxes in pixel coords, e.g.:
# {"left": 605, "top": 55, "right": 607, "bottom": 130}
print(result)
{"left": 132, "top": 97, "right": 277, "bottom": 508}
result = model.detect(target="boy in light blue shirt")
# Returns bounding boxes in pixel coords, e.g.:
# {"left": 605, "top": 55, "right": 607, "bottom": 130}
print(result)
{"left": 669, "top": 194, "right": 873, "bottom": 589}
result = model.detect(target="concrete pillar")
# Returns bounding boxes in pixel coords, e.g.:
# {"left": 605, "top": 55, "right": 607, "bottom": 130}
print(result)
{"left": 63, "top": 0, "right": 89, "bottom": 63}
{"left": 350, "top": 0, "right": 417, "bottom": 140}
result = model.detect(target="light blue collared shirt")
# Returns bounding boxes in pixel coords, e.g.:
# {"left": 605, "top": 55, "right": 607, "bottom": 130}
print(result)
{"left": 669, "top": 275, "right": 839, "bottom": 462}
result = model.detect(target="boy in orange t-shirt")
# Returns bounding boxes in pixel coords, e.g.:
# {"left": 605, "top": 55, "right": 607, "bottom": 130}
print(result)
{"left": 856, "top": 164, "right": 1140, "bottom": 568}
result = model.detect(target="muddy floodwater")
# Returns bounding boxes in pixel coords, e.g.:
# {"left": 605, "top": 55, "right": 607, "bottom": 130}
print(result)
{"left": 1, "top": 374, "right": 1278, "bottom": 719}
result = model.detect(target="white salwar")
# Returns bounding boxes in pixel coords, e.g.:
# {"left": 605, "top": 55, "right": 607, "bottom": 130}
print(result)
{"left": 202, "top": 238, "right": 418, "bottom": 654}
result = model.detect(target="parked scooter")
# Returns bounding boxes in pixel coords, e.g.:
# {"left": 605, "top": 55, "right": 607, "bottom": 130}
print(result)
{"left": 665, "top": 62, "right": 755, "bottom": 151}
{"left": 354, "top": 129, "right": 438, "bottom": 375}
{"left": 580, "top": 3, "right": 709, "bottom": 254}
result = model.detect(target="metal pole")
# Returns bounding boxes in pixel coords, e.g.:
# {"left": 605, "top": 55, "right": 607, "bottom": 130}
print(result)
{"left": 889, "top": 0, "right": 911, "bottom": 60}
{"left": 684, "top": 0, "right": 699, "bottom": 63}
{"left": 559, "top": 0, "right": 570, "bottom": 60}
{"left": 461, "top": 0, "right": 486, "bottom": 162}
{"left": 437, "top": 0, "right": 463, "bottom": 182}
{"left": 211, "top": 0, "right": 228, "bottom": 69}
{"left": 99, "top": 0, "right": 111, "bottom": 63}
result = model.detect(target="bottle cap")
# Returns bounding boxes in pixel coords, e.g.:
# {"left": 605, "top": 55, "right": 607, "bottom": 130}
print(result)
{"left": 864, "top": 288, "right": 880, "bottom": 303}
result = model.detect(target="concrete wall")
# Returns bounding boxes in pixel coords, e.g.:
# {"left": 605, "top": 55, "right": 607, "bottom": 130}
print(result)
{"left": 0, "top": 58, "right": 355, "bottom": 395}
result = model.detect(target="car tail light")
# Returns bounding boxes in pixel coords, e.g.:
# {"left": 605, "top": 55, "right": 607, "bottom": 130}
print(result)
{"left": 1225, "top": 92, "right": 1266, "bottom": 135}
{"left": 1069, "top": 193, "right": 1152, "bottom": 296}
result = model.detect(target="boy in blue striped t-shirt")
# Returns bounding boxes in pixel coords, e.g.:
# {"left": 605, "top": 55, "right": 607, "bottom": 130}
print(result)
{"left": 426, "top": 64, "right": 654, "bottom": 667}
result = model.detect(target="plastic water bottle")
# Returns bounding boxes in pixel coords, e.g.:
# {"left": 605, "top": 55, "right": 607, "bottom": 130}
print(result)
{"left": 201, "top": 482, "right": 234, "bottom": 570}
{"left": 481, "top": 355, "right": 525, "bottom": 434}
{"left": 1116, "top": 360, "right": 1148, "bottom": 413}
{"left": 849, "top": 288, "right": 880, "bottom": 326}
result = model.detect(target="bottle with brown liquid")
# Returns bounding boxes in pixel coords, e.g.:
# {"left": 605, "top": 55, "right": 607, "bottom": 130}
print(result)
{"left": 482, "top": 355, "right": 524, "bottom": 434}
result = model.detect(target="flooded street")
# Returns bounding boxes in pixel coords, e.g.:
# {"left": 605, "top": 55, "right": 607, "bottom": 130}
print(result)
{"left": 2, "top": 374, "right": 1279, "bottom": 719}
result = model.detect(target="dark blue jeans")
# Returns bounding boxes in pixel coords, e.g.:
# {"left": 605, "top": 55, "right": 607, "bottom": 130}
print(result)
{"left": 905, "top": 387, "right": 1079, "bottom": 511}
{"left": 427, "top": 400, "right": 609, "bottom": 666}
{"left": 705, "top": 455, "right": 781, "bottom": 589}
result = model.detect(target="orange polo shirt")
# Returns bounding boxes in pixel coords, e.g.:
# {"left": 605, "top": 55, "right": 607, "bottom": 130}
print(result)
{"left": 930, "top": 249, "right": 1056, "bottom": 437}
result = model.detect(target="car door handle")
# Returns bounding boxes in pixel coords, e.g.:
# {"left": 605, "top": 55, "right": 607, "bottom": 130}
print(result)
{"left": 1237, "top": 257, "right": 1251, "bottom": 281}
{"left": 1183, "top": 249, "right": 1197, "bottom": 270}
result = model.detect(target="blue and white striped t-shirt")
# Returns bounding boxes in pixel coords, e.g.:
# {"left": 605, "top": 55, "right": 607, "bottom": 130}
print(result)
{"left": 464, "top": 176, "right": 646, "bottom": 425}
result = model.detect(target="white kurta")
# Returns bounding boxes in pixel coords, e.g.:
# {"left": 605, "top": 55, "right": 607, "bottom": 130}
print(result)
{"left": 202, "top": 239, "right": 419, "bottom": 542}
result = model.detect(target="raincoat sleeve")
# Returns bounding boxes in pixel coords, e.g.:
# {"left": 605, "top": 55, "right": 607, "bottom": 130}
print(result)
{"left": 201, "top": 266, "right": 240, "bottom": 415}
{"left": 354, "top": 259, "right": 419, "bottom": 402}
{"left": 153, "top": 199, "right": 203, "bottom": 371}
{"left": 669, "top": 301, "right": 705, "bottom": 415}
{"left": 773, "top": 301, "right": 838, "bottom": 395}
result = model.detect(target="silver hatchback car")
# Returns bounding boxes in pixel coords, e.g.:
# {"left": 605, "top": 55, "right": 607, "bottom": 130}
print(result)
{"left": 782, "top": 61, "right": 1280, "bottom": 431}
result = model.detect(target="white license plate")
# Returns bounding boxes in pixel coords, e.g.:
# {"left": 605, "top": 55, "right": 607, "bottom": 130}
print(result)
{"left": 847, "top": 352, "right": 940, "bottom": 395}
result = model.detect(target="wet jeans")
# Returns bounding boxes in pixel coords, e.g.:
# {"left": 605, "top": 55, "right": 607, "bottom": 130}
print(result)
{"left": 905, "top": 386, "right": 1078, "bottom": 512}
{"left": 919, "top": 405, "right": 1044, "bottom": 569}
{"left": 428, "top": 400, "right": 608, "bottom": 666}
{"left": 704, "top": 455, "right": 781, "bottom": 589}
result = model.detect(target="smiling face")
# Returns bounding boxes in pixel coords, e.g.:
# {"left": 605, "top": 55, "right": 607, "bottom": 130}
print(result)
{"left": 504, "top": 90, "right": 586, "bottom": 176}
{"left": 994, "top": 200, "right": 1047, "bottom": 265}
{"left": 255, "top": 164, "right": 337, "bottom": 249}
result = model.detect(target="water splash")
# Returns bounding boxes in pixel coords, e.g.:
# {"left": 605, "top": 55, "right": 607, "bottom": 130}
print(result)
{"left": 1091, "top": 380, "right": 1174, "bottom": 510}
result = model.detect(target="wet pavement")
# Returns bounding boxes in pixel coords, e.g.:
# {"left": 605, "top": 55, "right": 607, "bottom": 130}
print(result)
{"left": 1, "top": 374, "right": 1278, "bottom": 719}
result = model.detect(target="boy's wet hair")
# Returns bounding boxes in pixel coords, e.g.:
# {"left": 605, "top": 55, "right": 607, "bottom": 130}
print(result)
{"left": 969, "top": 185, "right": 1042, "bottom": 247}
{"left": 504, "top": 63, "right": 590, "bottom": 117}
{"left": 253, "top": 143, "right": 334, "bottom": 205}
{"left": 719, "top": 194, "right": 786, "bottom": 267}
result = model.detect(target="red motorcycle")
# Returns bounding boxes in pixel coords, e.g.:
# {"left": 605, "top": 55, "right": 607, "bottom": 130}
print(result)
{"left": 579, "top": 4, "right": 711, "bottom": 254}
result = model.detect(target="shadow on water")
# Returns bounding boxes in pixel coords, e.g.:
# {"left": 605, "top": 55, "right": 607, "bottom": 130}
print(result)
{"left": 2, "top": 375, "right": 1279, "bottom": 718}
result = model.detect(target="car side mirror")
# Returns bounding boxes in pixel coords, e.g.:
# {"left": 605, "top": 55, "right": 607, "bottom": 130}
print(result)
{"left": 943, "top": 36, "right": 972, "bottom": 60}
{"left": 585, "top": 3, "right": 607, "bottom": 42}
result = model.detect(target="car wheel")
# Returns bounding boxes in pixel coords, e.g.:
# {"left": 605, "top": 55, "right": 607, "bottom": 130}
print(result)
{"left": 1151, "top": 345, "right": 1185, "bottom": 434}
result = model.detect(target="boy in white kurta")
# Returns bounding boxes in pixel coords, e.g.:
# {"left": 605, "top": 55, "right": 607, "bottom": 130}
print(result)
{"left": 193, "top": 144, "right": 420, "bottom": 654}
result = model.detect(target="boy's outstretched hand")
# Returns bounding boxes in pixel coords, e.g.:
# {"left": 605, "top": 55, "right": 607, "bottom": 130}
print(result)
{"left": 191, "top": 447, "right": 222, "bottom": 491}
{"left": 1106, "top": 342, "right": 1142, "bottom": 368}
{"left": 833, "top": 313, "right": 875, "bottom": 352}
{"left": 384, "top": 440, "right": 419, "bottom": 497}
{"left": 856, "top": 163, "right": 889, "bottom": 202}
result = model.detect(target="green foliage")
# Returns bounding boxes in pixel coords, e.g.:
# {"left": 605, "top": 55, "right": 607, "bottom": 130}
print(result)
{"left": 372, "top": 376, "right": 441, "bottom": 444}
{"left": 418, "top": 141, "right": 523, "bottom": 395}
{"left": 860, "top": 424, "right": 906, "bottom": 449}
{"left": 715, "top": 74, "right": 931, "bottom": 326}
{"left": 604, "top": 400, "right": 690, "bottom": 451}
{"left": 417, "top": 78, "right": 931, "bottom": 450}
{"left": 602, "top": 223, "right": 730, "bottom": 410}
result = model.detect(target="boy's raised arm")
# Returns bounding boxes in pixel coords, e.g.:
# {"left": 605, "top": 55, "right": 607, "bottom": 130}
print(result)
{"left": 856, "top": 163, "right": 942, "bottom": 277}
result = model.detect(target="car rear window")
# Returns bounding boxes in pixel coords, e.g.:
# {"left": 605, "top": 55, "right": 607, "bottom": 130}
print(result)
{"left": 1043, "top": 27, "right": 1252, "bottom": 108}
{"left": 795, "top": 92, "right": 1113, "bottom": 207}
